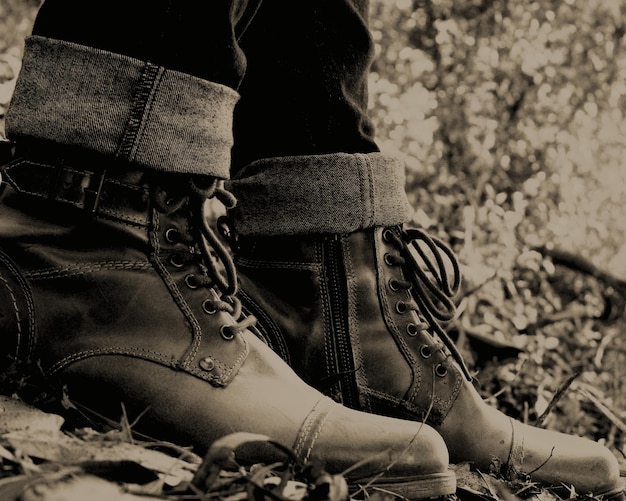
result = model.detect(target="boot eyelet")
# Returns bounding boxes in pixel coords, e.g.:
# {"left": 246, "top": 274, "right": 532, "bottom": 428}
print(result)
{"left": 170, "top": 254, "right": 185, "bottom": 268}
{"left": 395, "top": 301, "right": 407, "bottom": 314}
{"left": 435, "top": 364, "right": 448, "bottom": 377}
{"left": 382, "top": 228, "right": 394, "bottom": 242}
{"left": 384, "top": 253, "right": 395, "bottom": 266}
{"left": 389, "top": 278, "right": 400, "bottom": 291}
{"left": 165, "top": 227, "right": 180, "bottom": 243}
{"left": 202, "top": 299, "right": 217, "bottom": 314}
{"left": 407, "top": 323, "right": 419, "bottom": 337}
{"left": 420, "top": 345, "right": 433, "bottom": 358}
{"left": 220, "top": 325, "right": 235, "bottom": 341}
{"left": 199, "top": 356, "right": 215, "bottom": 372}
{"left": 184, "top": 274, "right": 199, "bottom": 289}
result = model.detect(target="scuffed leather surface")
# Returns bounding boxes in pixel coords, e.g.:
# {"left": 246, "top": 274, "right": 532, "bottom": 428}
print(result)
{"left": 0, "top": 162, "right": 248, "bottom": 387}
{"left": 236, "top": 227, "right": 463, "bottom": 426}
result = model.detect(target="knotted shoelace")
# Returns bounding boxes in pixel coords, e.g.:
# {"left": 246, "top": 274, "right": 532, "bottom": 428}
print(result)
{"left": 151, "top": 176, "right": 256, "bottom": 336}
{"left": 384, "top": 226, "right": 473, "bottom": 381}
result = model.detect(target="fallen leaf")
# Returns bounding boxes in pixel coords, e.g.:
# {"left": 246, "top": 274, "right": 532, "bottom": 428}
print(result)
{"left": 0, "top": 395, "right": 64, "bottom": 436}
{"left": 4, "top": 430, "right": 197, "bottom": 484}
{"left": 20, "top": 474, "right": 147, "bottom": 501}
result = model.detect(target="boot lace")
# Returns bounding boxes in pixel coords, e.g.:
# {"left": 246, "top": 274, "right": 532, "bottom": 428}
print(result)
{"left": 383, "top": 226, "right": 473, "bottom": 381}
{"left": 151, "top": 176, "right": 256, "bottom": 336}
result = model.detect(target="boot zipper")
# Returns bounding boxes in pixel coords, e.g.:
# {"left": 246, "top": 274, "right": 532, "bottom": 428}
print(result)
{"left": 323, "top": 235, "right": 360, "bottom": 410}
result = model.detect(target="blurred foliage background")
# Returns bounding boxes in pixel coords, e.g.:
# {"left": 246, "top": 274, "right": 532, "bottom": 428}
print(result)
{"left": 367, "top": 0, "right": 626, "bottom": 465}
{"left": 2, "top": 0, "right": 626, "bottom": 468}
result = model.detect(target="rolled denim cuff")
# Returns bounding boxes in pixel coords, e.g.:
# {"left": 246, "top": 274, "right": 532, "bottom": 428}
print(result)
{"left": 6, "top": 36, "right": 238, "bottom": 177}
{"left": 227, "top": 153, "right": 412, "bottom": 235}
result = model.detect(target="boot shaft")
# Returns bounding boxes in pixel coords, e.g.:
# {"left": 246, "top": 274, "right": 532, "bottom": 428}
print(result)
{"left": 235, "top": 227, "right": 466, "bottom": 425}
{"left": 0, "top": 153, "right": 248, "bottom": 388}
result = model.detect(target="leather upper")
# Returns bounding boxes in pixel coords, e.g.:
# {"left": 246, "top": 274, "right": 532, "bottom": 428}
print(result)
{"left": 236, "top": 227, "right": 465, "bottom": 426}
{"left": 0, "top": 157, "right": 248, "bottom": 387}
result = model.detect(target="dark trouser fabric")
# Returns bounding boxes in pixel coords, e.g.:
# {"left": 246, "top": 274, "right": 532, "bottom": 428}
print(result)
{"left": 31, "top": 0, "right": 379, "bottom": 175}
{"left": 232, "top": 0, "right": 379, "bottom": 171}
{"left": 31, "top": 0, "right": 254, "bottom": 88}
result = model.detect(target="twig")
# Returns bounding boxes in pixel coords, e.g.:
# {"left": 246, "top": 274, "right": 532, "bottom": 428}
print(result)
{"left": 578, "top": 388, "right": 626, "bottom": 435}
{"left": 533, "top": 373, "right": 579, "bottom": 427}
{"left": 594, "top": 329, "right": 618, "bottom": 368}
{"left": 536, "top": 246, "right": 626, "bottom": 294}
{"left": 527, "top": 447, "right": 555, "bottom": 476}
{"left": 476, "top": 470, "right": 499, "bottom": 500}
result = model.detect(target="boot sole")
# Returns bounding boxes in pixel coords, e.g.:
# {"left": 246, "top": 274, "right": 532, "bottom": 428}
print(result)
{"left": 355, "top": 470, "right": 456, "bottom": 500}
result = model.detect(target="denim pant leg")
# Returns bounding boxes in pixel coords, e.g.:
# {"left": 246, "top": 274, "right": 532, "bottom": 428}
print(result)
{"left": 30, "top": 0, "right": 379, "bottom": 167}
{"left": 31, "top": 0, "right": 258, "bottom": 89}
{"left": 232, "top": 0, "right": 379, "bottom": 172}
{"left": 228, "top": 0, "right": 412, "bottom": 236}
{"left": 6, "top": 0, "right": 260, "bottom": 177}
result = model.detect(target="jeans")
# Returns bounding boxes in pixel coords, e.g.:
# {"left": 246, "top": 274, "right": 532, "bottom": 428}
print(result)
{"left": 7, "top": 0, "right": 411, "bottom": 234}
{"left": 30, "top": 0, "right": 378, "bottom": 171}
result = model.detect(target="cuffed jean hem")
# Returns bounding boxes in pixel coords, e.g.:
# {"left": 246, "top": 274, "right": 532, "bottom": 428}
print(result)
{"left": 6, "top": 36, "right": 239, "bottom": 178}
{"left": 227, "top": 153, "right": 412, "bottom": 236}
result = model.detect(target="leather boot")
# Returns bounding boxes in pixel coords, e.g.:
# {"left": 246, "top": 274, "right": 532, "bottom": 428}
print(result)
{"left": 234, "top": 225, "right": 624, "bottom": 497}
{"left": 0, "top": 150, "right": 457, "bottom": 500}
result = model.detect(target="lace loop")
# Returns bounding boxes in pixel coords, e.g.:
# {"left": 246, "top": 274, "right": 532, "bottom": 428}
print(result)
{"left": 386, "top": 226, "right": 472, "bottom": 381}
{"left": 150, "top": 175, "right": 256, "bottom": 336}
{"left": 151, "top": 176, "right": 239, "bottom": 296}
{"left": 189, "top": 177, "right": 238, "bottom": 296}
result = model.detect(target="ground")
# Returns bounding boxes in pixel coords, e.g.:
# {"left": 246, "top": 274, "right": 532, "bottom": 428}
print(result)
{"left": 1, "top": 1, "right": 626, "bottom": 500}
{"left": 0, "top": 394, "right": 597, "bottom": 501}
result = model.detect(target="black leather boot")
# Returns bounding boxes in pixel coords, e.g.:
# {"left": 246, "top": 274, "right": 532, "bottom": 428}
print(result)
{"left": 234, "top": 225, "right": 624, "bottom": 497}
{"left": 0, "top": 150, "right": 457, "bottom": 500}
